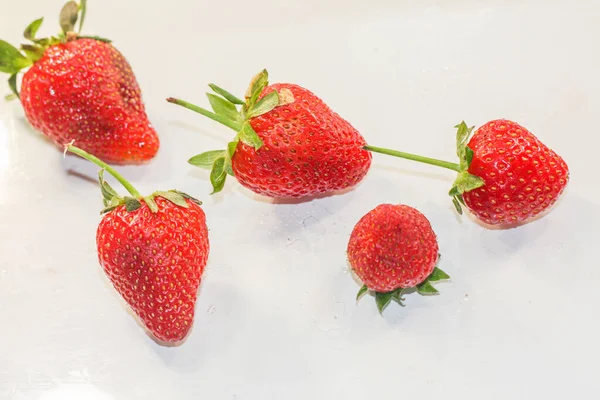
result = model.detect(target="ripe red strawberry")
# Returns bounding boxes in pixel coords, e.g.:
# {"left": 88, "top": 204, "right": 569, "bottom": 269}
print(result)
{"left": 365, "top": 120, "right": 569, "bottom": 227}
{"left": 1, "top": 1, "right": 159, "bottom": 164}
{"left": 167, "top": 69, "right": 372, "bottom": 198}
{"left": 348, "top": 204, "right": 449, "bottom": 313}
{"left": 66, "top": 144, "right": 209, "bottom": 343}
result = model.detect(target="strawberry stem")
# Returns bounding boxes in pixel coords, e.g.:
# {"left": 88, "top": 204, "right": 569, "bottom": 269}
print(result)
{"left": 167, "top": 97, "right": 241, "bottom": 131}
{"left": 364, "top": 145, "right": 461, "bottom": 172}
{"left": 66, "top": 144, "right": 142, "bottom": 198}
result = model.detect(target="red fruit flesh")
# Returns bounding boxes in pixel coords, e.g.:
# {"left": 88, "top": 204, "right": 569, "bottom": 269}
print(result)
{"left": 347, "top": 204, "right": 439, "bottom": 293}
{"left": 20, "top": 39, "right": 159, "bottom": 165}
{"left": 232, "top": 83, "right": 372, "bottom": 198}
{"left": 463, "top": 119, "right": 569, "bottom": 226}
{"left": 96, "top": 198, "right": 209, "bottom": 342}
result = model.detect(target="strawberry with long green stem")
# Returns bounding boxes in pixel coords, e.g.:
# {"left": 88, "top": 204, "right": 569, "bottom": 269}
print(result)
{"left": 65, "top": 144, "right": 209, "bottom": 343}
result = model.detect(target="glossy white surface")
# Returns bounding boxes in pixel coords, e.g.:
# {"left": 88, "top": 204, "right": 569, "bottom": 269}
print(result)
{"left": 1, "top": 0, "right": 599, "bottom": 399}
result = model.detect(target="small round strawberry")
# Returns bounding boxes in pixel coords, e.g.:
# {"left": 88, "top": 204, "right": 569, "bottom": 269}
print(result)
{"left": 65, "top": 144, "right": 209, "bottom": 344}
{"left": 348, "top": 204, "right": 449, "bottom": 313}
{"left": 167, "top": 69, "right": 371, "bottom": 198}
{"left": 1, "top": 1, "right": 159, "bottom": 164}
{"left": 365, "top": 120, "right": 569, "bottom": 227}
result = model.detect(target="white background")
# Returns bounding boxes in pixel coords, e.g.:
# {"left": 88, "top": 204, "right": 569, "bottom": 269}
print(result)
{"left": 1, "top": 0, "right": 599, "bottom": 399}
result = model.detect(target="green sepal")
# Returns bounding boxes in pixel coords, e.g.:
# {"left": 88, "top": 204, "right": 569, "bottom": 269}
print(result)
{"left": 452, "top": 196, "right": 463, "bottom": 214}
{"left": 144, "top": 195, "right": 159, "bottom": 213}
{"left": 451, "top": 171, "right": 485, "bottom": 195}
{"left": 239, "top": 122, "right": 263, "bottom": 150}
{"left": 207, "top": 93, "right": 239, "bottom": 122}
{"left": 98, "top": 169, "right": 120, "bottom": 206}
{"left": 172, "top": 190, "right": 202, "bottom": 206}
{"left": 417, "top": 281, "right": 438, "bottom": 295}
{"left": 246, "top": 90, "right": 279, "bottom": 119}
{"left": 155, "top": 191, "right": 189, "bottom": 208}
{"left": 356, "top": 284, "right": 368, "bottom": 301}
{"left": 21, "top": 44, "right": 44, "bottom": 63}
{"left": 209, "top": 83, "right": 244, "bottom": 105}
{"left": 391, "top": 289, "right": 404, "bottom": 305}
{"left": 188, "top": 150, "right": 227, "bottom": 170}
{"left": 24, "top": 18, "right": 44, "bottom": 41}
{"left": 448, "top": 121, "right": 484, "bottom": 203}
{"left": 224, "top": 140, "right": 238, "bottom": 176}
{"left": 427, "top": 267, "right": 450, "bottom": 282}
{"left": 100, "top": 197, "right": 120, "bottom": 214}
{"left": 124, "top": 196, "right": 141, "bottom": 212}
{"left": 76, "top": 35, "right": 112, "bottom": 44}
{"left": 245, "top": 69, "right": 269, "bottom": 108}
{"left": 59, "top": 1, "right": 79, "bottom": 33}
{"left": 210, "top": 157, "right": 227, "bottom": 194}
{"left": 375, "top": 291, "right": 394, "bottom": 313}
{"left": 0, "top": 40, "right": 32, "bottom": 74}
{"left": 8, "top": 74, "right": 19, "bottom": 99}
{"left": 78, "top": 0, "right": 88, "bottom": 33}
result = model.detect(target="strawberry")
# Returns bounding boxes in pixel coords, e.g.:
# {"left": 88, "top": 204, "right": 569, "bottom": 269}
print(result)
{"left": 167, "top": 69, "right": 372, "bottom": 198}
{"left": 348, "top": 204, "right": 449, "bottom": 313}
{"left": 365, "top": 120, "right": 569, "bottom": 227}
{"left": 1, "top": 1, "right": 159, "bottom": 164}
{"left": 65, "top": 144, "right": 209, "bottom": 343}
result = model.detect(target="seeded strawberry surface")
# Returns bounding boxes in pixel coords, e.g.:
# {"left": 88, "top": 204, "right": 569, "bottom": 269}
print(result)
{"left": 20, "top": 39, "right": 159, "bottom": 164}
{"left": 96, "top": 197, "right": 209, "bottom": 342}
{"left": 348, "top": 204, "right": 439, "bottom": 293}
{"left": 231, "top": 83, "right": 372, "bottom": 198}
{"left": 463, "top": 119, "right": 569, "bottom": 225}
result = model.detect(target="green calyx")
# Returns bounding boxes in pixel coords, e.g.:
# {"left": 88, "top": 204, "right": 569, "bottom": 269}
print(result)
{"left": 66, "top": 144, "right": 201, "bottom": 214}
{"left": 356, "top": 254, "right": 450, "bottom": 314}
{"left": 448, "top": 121, "right": 485, "bottom": 214}
{"left": 167, "top": 69, "right": 295, "bottom": 194}
{"left": 1, "top": 0, "right": 110, "bottom": 100}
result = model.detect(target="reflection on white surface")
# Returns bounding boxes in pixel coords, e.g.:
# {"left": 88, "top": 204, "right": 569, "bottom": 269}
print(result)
{"left": 0, "top": 120, "right": 9, "bottom": 175}
{"left": 36, "top": 384, "right": 113, "bottom": 400}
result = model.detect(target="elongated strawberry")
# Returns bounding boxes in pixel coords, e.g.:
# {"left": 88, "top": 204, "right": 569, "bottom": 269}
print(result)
{"left": 348, "top": 204, "right": 449, "bottom": 313}
{"left": 167, "top": 69, "right": 371, "bottom": 198}
{"left": 1, "top": 1, "right": 159, "bottom": 164}
{"left": 365, "top": 120, "right": 569, "bottom": 227}
{"left": 65, "top": 144, "right": 209, "bottom": 343}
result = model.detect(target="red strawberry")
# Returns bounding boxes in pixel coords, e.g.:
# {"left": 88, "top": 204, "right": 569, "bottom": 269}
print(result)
{"left": 167, "top": 69, "right": 372, "bottom": 198}
{"left": 365, "top": 120, "right": 569, "bottom": 227}
{"left": 66, "top": 144, "right": 209, "bottom": 343}
{"left": 1, "top": 1, "right": 159, "bottom": 165}
{"left": 348, "top": 204, "right": 449, "bottom": 313}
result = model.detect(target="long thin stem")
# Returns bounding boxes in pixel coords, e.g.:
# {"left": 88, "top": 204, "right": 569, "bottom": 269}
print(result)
{"left": 66, "top": 144, "right": 141, "bottom": 198}
{"left": 167, "top": 97, "right": 242, "bottom": 131}
{"left": 364, "top": 145, "right": 461, "bottom": 172}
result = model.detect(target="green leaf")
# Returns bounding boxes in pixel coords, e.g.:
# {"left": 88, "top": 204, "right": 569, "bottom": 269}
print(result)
{"left": 4, "top": 94, "right": 17, "bottom": 101}
{"left": 452, "top": 196, "right": 463, "bottom": 214}
{"left": 156, "top": 191, "right": 189, "bottom": 208}
{"left": 448, "top": 185, "right": 459, "bottom": 197}
{"left": 391, "top": 288, "right": 404, "bottom": 305}
{"left": 375, "top": 291, "right": 394, "bottom": 313}
{"left": 245, "top": 69, "right": 269, "bottom": 108}
{"left": 100, "top": 197, "right": 121, "bottom": 214}
{"left": 427, "top": 267, "right": 450, "bottom": 282}
{"left": 98, "top": 169, "right": 120, "bottom": 204}
{"left": 465, "top": 146, "right": 474, "bottom": 167}
{"left": 144, "top": 195, "right": 158, "bottom": 213}
{"left": 456, "top": 194, "right": 465, "bottom": 206}
{"left": 210, "top": 157, "right": 227, "bottom": 194}
{"left": 356, "top": 284, "right": 368, "bottom": 301}
{"left": 24, "top": 18, "right": 44, "bottom": 40}
{"left": 173, "top": 190, "right": 202, "bottom": 205}
{"left": 77, "top": 35, "right": 112, "bottom": 43}
{"left": 0, "top": 40, "right": 31, "bottom": 74}
{"left": 223, "top": 140, "right": 238, "bottom": 176}
{"left": 206, "top": 93, "right": 239, "bottom": 121}
{"left": 239, "top": 122, "right": 263, "bottom": 150}
{"left": 8, "top": 74, "right": 18, "bottom": 99}
{"left": 124, "top": 196, "right": 141, "bottom": 212}
{"left": 209, "top": 83, "right": 244, "bottom": 105}
{"left": 417, "top": 280, "right": 439, "bottom": 295}
{"left": 21, "top": 44, "right": 44, "bottom": 62}
{"left": 247, "top": 90, "right": 279, "bottom": 118}
{"left": 59, "top": 1, "right": 79, "bottom": 33}
{"left": 188, "top": 150, "right": 226, "bottom": 169}
{"left": 451, "top": 171, "right": 485, "bottom": 194}
{"left": 78, "top": 0, "right": 87, "bottom": 33}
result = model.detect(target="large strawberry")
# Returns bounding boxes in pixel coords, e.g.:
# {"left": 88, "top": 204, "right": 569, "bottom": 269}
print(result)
{"left": 348, "top": 204, "right": 449, "bottom": 313}
{"left": 1, "top": 1, "right": 159, "bottom": 164}
{"left": 65, "top": 144, "right": 209, "bottom": 343}
{"left": 167, "top": 69, "right": 372, "bottom": 198}
{"left": 365, "top": 120, "right": 569, "bottom": 227}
